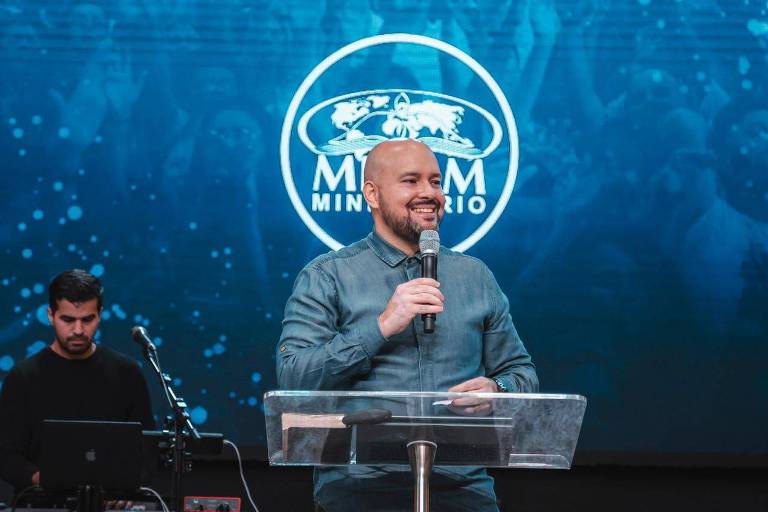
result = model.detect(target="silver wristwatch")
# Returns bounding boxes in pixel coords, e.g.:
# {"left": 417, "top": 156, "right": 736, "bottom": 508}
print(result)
{"left": 492, "top": 377, "right": 510, "bottom": 392}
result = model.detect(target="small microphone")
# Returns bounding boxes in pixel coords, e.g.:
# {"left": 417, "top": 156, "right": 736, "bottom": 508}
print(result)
{"left": 419, "top": 230, "right": 440, "bottom": 334}
{"left": 131, "top": 325, "right": 156, "bottom": 353}
{"left": 341, "top": 409, "right": 392, "bottom": 426}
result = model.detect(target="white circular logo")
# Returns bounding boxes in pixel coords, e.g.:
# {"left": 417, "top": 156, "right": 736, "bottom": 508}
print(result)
{"left": 281, "top": 33, "right": 518, "bottom": 252}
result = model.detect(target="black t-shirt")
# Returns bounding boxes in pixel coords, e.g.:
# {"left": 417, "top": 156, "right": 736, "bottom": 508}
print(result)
{"left": 0, "top": 346, "right": 154, "bottom": 489}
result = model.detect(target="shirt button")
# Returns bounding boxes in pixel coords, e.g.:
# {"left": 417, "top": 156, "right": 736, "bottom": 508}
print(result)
{"left": 279, "top": 345, "right": 287, "bottom": 353}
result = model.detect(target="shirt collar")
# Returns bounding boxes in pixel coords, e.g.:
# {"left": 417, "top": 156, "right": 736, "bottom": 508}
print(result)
{"left": 366, "top": 230, "right": 413, "bottom": 267}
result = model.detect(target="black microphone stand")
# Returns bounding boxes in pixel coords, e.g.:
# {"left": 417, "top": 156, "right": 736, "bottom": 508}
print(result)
{"left": 142, "top": 344, "right": 201, "bottom": 512}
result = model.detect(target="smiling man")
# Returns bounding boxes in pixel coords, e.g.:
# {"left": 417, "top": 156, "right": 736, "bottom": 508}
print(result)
{"left": 0, "top": 269, "right": 153, "bottom": 492}
{"left": 277, "top": 140, "right": 538, "bottom": 511}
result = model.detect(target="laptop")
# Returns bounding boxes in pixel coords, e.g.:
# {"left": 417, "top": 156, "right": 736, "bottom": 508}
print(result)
{"left": 40, "top": 420, "right": 144, "bottom": 491}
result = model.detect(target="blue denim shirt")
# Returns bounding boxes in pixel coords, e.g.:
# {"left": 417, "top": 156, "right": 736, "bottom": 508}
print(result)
{"left": 277, "top": 231, "right": 538, "bottom": 393}
{"left": 277, "top": 231, "right": 539, "bottom": 504}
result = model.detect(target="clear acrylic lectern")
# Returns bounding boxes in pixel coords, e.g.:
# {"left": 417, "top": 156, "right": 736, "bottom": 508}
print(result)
{"left": 264, "top": 391, "right": 586, "bottom": 512}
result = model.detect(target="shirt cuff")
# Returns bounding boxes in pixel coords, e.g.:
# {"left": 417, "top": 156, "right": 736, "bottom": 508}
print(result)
{"left": 355, "top": 315, "right": 388, "bottom": 360}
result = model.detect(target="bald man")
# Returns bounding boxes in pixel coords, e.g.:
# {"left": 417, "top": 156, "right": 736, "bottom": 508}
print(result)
{"left": 277, "top": 140, "right": 538, "bottom": 511}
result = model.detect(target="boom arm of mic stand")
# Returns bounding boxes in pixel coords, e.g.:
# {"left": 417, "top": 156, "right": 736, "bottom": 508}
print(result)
{"left": 142, "top": 346, "right": 200, "bottom": 512}
{"left": 164, "top": 381, "right": 201, "bottom": 440}
{"left": 144, "top": 348, "right": 201, "bottom": 439}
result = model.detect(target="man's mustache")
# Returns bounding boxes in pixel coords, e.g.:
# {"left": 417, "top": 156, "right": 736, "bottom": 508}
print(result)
{"left": 66, "top": 336, "right": 89, "bottom": 342}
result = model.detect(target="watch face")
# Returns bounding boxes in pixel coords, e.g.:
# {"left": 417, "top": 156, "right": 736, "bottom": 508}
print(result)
{"left": 493, "top": 378, "right": 508, "bottom": 392}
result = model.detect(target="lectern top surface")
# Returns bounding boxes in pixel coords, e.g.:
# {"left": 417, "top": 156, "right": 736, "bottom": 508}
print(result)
{"left": 265, "top": 390, "right": 585, "bottom": 401}
{"left": 263, "top": 391, "right": 587, "bottom": 470}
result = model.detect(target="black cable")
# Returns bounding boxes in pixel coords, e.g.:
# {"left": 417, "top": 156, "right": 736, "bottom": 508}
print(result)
{"left": 10, "top": 485, "right": 38, "bottom": 512}
{"left": 223, "top": 440, "right": 260, "bottom": 512}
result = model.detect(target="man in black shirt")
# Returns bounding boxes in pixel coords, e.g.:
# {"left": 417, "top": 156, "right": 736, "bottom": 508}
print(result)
{"left": 0, "top": 269, "right": 154, "bottom": 490}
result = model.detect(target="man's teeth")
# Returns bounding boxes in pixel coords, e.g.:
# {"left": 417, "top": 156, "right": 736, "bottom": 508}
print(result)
{"left": 413, "top": 207, "right": 434, "bottom": 213}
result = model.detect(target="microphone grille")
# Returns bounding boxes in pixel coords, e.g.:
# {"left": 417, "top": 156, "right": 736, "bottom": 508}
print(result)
{"left": 419, "top": 230, "right": 440, "bottom": 254}
{"left": 131, "top": 326, "right": 147, "bottom": 343}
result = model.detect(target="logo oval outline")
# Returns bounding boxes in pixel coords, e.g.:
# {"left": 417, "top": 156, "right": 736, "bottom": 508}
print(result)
{"left": 280, "top": 33, "right": 519, "bottom": 253}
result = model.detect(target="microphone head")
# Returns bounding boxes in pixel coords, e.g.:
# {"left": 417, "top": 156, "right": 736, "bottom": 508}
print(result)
{"left": 131, "top": 325, "right": 149, "bottom": 345}
{"left": 419, "top": 230, "right": 440, "bottom": 255}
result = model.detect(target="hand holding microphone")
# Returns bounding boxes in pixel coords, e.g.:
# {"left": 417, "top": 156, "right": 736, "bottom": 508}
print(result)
{"left": 377, "top": 230, "right": 442, "bottom": 338}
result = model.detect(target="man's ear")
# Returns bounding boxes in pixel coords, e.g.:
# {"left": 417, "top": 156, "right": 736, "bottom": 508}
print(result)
{"left": 363, "top": 180, "right": 379, "bottom": 210}
{"left": 47, "top": 307, "right": 54, "bottom": 326}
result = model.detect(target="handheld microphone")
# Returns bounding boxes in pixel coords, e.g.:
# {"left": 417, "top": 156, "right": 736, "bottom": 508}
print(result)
{"left": 341, "top": 408, "right": 393, "bottom": 426}
{"left": 419, "top": 230, "right": 440, "bottom": 333}
{"left": 131, "top": 325, "right": 156, "bottom": 353}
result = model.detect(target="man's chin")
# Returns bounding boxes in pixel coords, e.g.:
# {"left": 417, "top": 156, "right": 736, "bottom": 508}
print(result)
{"left": 415, "top": 220, "right": 440, "bottom": 234}
{"left": 61, "top": 340, "right": 93, "bottom": 355}
{"left": 407, "top": 213, "right": 439, "bottom": 230}
{"left": 383, "top": 211, "right": 440, "bottom": 244}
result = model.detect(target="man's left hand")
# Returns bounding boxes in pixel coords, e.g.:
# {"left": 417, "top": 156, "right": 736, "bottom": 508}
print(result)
{"left": 447, "top": 377, "right": 498, "bottom": 416}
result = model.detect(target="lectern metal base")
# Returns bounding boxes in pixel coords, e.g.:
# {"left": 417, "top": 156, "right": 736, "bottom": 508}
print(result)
{"left": 407, "top": 441, "right": 437, "bottom": 512}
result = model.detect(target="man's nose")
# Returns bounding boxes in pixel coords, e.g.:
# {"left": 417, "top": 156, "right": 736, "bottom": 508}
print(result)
{"left": 73, "top": 320, "right": 85, "bottom": 333}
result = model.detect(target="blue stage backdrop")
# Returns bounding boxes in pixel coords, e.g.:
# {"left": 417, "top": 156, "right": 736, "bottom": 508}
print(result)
{"left": 1, "top": 1, "right": 766, "bottom": 460}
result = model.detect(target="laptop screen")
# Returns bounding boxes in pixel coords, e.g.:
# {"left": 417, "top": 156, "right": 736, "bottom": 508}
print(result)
{"left": 40, "top": 420, "right": 144, "bottom": 491}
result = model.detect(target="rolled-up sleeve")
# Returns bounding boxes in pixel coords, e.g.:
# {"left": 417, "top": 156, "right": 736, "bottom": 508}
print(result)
{"left": 277, "top": 265, "right": 388, "bottom": 390}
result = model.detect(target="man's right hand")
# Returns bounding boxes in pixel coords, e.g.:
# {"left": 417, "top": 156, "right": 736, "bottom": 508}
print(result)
{"left": 378, "top": 278, "right": 444, "bottom": 339}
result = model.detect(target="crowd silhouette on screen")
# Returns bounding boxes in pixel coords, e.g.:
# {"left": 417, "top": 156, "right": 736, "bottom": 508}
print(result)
{"left": 0, "top": 0, "right": 766, "bottom": 451}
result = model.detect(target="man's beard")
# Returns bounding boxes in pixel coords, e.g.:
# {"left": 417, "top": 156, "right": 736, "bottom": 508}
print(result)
{"left": 380, "top": 198, "right": 441, "bottom": 244}
{"left": 55, "top": 334, "right": 94, "bottom": 356}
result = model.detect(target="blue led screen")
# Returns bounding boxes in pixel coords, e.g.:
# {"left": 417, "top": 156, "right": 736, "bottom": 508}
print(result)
{"left": 1, "top": 1, "right": 767, "bottom": 459}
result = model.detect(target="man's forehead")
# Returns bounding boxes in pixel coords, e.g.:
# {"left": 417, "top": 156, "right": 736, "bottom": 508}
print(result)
{"left": 372, "top": 139, "right": 432, "bottom": 156}
{"left": 54, "top": 298, "right": 100, "bottom": 313}
{"left": 364, "top": 140, "right": 440, "bottom": 183}
{"left": 372, "top": 140, "right": 438, "bottom": 166}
